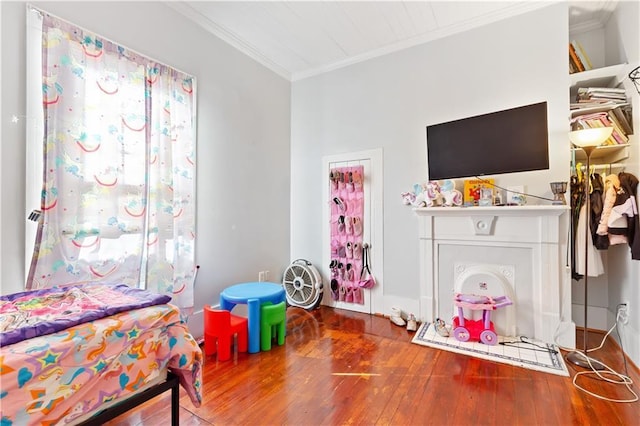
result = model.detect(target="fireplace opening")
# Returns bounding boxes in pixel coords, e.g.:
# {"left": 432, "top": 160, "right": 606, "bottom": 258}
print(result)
{"left": 452, "top": 263, "right": 516, "bottom": 337}
{"left": 437, "top": 244, "right": 534, "bottom": 338}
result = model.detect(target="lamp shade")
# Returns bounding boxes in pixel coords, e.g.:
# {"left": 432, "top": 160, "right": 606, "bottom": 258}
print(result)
{"left": 569, "top": 127, "right": 613, "bottom": 148}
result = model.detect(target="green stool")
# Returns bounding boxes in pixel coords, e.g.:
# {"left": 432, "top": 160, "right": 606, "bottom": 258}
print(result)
{"left": 260, "top": 301, "right": 287, "bottom": 351}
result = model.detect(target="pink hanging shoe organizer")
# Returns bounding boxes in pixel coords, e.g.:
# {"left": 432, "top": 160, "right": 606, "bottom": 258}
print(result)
{"left": 329, "top": 166, "right": 365, "bottom": 304}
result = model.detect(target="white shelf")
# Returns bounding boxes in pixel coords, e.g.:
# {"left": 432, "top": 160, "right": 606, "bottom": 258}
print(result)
{"left": 569, "top": 64, "right": 628, "bottom": 98}
{"left": 569, "top": 62, "right": 632, "bottom": 164}
{"left": 570, "top": 102, "right": 629, "bottom": 118}
{"left": 572, "top": 143, "right": 630, "bottom": 163}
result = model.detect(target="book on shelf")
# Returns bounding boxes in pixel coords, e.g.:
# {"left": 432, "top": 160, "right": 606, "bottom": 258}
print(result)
{"left": 599, "top": 114, "right": 629, "bottom": 144}
{"left": 569, "top": 43, "right": 585, "bottom": 73}
{"left": 463, "top": 178, "right": 494, "bottom": 206}
{"left": 604, "top": 110, "right": 632, "bottom": 141}
{"left": 578, "top": 106, "right": 633, "bottom": 139}
{"left": 580, "top": 87, "right": 626, "bottom": 94}
{"left": 571, "top": 40, "right": 593, "bottom": 70}
{"left": 576, "top": 87, "right": 627, "bottom": 101}
{"left": 570, "top": 100, "right": 620, "bottom": 110}
{"left": 570, "top": 102, "right": 630, "bottom": 120}
{"left": 611, "top": 105, "right": 634, "bottom": 134}
{"left": 575, "top": 98, "right": 621, "bottom": 103}
{"left": 571, "top": 112, "right": 628, "bottom": 145}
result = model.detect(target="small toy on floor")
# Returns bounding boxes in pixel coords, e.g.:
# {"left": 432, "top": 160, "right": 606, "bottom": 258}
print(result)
{"left": 406, "top": 314, "right": 418, "bottom": 332}
{"left": 452, "top": 293, "right": 512, "bottom": 345}
{"left": 434, "top": 318, "right": 450, "bottom": 337}
{"left": 389, "top": 306, "right": 405, "bottom": 326}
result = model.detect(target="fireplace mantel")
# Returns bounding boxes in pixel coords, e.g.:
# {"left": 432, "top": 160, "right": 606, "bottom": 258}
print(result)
{"left": 414, "top": 205, "right": 574, "bottom": 347}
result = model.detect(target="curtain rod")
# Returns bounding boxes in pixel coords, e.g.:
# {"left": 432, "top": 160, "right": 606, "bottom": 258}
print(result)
{"left": 573, "top": 163, "right": 626, "bottom": 172}
{"left": 26, "top": 3, "right": 195, "bottom": 79}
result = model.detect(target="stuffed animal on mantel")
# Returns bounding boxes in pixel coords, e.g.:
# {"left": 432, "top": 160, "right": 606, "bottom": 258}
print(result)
{"left": 401, "top": 180, "right": 462, "bottom": 207}
{"left": 439, "top": 179, "right": 463, "bottom": 206}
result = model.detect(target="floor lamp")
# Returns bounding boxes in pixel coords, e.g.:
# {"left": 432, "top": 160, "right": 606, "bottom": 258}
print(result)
{"left": 566, "top": 126, "right": 613, "bottom": 370}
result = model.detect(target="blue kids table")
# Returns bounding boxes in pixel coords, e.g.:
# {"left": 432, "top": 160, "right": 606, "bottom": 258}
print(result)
{"left": 219, "top": 282, "right": 286, "bottom": 353}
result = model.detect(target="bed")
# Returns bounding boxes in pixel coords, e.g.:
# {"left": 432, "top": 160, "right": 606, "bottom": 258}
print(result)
{"left": 0, "top": 283, "right": 202, "bottom": 425}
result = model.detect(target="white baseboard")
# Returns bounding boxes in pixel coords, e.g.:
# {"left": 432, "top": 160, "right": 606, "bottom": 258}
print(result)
{"left": 606, "top": 309, "right": 640, "bottom": 369}
{"left": 571, "top": 303, "right": 608, "bottom": 330}
{"left": 381, "top": 295, "right": 421, "bottom": 320}
{"left": 186, "top": 308, "right": 206, "bottom": 342}
{"left": 572, "top": 304, "right": 639, "bottom": 368}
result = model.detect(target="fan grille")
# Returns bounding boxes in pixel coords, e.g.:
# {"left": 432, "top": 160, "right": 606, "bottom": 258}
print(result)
{"left": 283, "top": 265, "right": 314, "bottom": 305}
{"left": 282, "top": 260, "right": 322, "bottom": 309}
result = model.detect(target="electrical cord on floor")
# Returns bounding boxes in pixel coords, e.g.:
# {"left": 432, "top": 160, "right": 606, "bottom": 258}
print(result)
{"left": 554, "top": 310, "right": 638, "bottom": 403}
{"left": 615, "top": 309, "right": 631, "bottom": 380}
{"left": 500, "top": 336, "right": 558, "bottom": 354}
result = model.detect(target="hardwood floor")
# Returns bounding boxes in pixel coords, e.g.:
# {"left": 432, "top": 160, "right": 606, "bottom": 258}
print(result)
{"left": 106, "top": 306, "right": 639, "bottom": 425}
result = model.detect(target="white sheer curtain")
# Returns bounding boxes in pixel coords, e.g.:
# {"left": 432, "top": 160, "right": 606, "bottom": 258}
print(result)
{"left": 27, "top": 9, "right": 197, "bottom": 311}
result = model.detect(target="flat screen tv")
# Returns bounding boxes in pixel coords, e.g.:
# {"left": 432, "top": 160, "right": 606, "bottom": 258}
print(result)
{"left": 426, "top": 101, "right": 549, "bottom": 180}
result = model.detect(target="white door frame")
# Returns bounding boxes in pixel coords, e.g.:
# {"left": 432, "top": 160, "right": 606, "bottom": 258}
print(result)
{"left": 322, "top": 149, "right": 383, "bottom": 315}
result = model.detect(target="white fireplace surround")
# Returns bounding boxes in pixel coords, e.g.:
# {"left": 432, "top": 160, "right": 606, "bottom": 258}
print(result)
{"left": 415, "top": 205, "right": 575, "bottom": 347}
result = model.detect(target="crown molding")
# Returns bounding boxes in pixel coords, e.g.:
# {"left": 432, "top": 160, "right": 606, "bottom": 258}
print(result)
{"left": 569, "top": 0, "right": 616, "bottom": 35}
{"left": 167, "top": 1, "right": 606, "bottom": 82}
{"left": 165, "top": 1, "right": 292, "bottom": 81}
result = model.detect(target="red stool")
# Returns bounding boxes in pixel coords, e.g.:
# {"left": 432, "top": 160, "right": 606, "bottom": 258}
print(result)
{"left": 204, "top": 306, "right": 248, "bottom": 361}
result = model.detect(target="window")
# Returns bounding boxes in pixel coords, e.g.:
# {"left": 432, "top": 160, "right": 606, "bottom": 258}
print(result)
{"left": 26, "top": 7, "right": 197, "bottom": 310}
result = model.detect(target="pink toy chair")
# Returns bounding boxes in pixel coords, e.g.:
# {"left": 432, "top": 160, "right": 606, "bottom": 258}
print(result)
{"left": 204, "top": 305, "right": 248, "bottom": 361}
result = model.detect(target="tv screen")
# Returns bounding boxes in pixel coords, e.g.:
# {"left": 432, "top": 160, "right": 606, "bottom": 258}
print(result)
{"left": 426, "top": 102, "right": 549, "bottom": 180}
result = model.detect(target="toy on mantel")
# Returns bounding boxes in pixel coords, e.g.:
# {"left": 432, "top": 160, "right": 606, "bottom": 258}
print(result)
{"left": 401, "top": 180, "right": 462, "bottom": 207}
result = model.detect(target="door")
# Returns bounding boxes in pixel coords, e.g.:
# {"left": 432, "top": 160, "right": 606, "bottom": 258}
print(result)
{"left": 322, "top": 149, "right": 383, "bottom": 315}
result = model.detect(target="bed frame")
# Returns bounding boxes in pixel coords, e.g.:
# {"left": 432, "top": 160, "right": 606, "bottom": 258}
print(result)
{"left": 79, "top": 372, "right": 179, "bottom": 426}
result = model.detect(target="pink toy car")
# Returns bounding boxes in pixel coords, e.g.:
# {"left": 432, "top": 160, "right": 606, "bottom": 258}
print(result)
{"left": 452, "top": 293, "right": 512, "bottom": 345}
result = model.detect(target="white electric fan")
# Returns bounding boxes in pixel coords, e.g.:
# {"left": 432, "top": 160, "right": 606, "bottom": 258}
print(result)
{"left": 282, "top": 259, "right": 323, "bottom": 310}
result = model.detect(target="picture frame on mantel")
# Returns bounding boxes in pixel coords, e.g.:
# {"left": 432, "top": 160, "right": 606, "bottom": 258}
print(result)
{"left": 506, "top": 186, "right": 526, "bottom": 205}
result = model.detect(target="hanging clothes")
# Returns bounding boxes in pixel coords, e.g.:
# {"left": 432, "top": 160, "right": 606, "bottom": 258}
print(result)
{"left": 575, "top": 203, "right": 605, "bottom": 277}
{"left": 597, "top": 174, "right": 621, "bottom": 247}
{"left": 570, "top": 174, "right": 585, "bottom": 280}
{"left": 593, "top": 171, "right": 640, "bottom": 260}
{"left": 570, "top": 169, "right": 640, "bottom": 274}
{"left": 589, "top": 173, "right": 608, "bottom": 250}
{"left": 571, "top": 171, "right": 606, "bottom": 278}
{"left": 610, "top": 172, "right": 640, "bottom": 260}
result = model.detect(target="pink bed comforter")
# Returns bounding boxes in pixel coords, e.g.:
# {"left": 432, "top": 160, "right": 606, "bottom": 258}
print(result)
{"left": 0, "top": 303, "right": 202, "bottom": 425}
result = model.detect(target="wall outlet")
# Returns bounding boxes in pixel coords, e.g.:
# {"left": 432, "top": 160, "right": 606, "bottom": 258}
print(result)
{"left": 617, "top": 303, "right": 629, "bottom": 325}
{"left": 258, "top": 270, "right": 270, "bottom": 282}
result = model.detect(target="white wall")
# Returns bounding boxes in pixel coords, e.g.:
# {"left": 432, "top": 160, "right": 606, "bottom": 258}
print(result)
{"left": 291, "top": 3, "right": 570, "bottom": 314}
{"left": 0, "top": 1, "right": 292, "bottom": 339}
{"left": 0, "top": 1, "right": 4, "bottom": 297}
{"left": 2, "top": 0, "right": 638, "bottom": 366}
{"left": 1, "top": 1, "right": 25, "bottom": 296}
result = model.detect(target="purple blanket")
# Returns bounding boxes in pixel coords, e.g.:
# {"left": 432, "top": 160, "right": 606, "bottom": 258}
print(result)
{"left": 0, "top": 283, "right": 171, "bottom": 346}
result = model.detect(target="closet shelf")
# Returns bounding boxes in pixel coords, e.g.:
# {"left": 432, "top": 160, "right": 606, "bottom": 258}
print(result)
{"left": 569, "top": 63, "right": 628, "bottom": 98}
{"left": 572, "top": 143, "right": 629, "bottom": 162}
{"left": 570, "top": 102, "right": 630, "bottom": 118}
{"left": 568, "top": 62, "right": 633, "bottom": 165}
{"left": 573, "top": 162, "right": 625, "bottom": 172}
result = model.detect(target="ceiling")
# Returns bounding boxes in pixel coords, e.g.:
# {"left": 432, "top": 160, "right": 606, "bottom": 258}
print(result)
{"left": 168, "top": 1, "right": 617, "bottom": 81}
